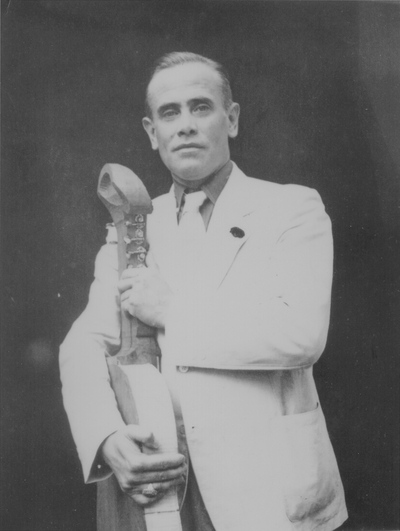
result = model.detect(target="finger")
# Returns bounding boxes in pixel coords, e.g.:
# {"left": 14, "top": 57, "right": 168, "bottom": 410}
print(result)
{"left": 145, "top": 476, "right": 185, "bottom": 494}
{"left": 120, "top": 268, "right": 149, "bottom": 281}
{"left": 118, "top": 278, "right": 142, "bottom": 294}
{"left": 118, "top": 278, "right": 131, "bottom": 294}
{"left": 121, "top": 292, "right": 143, "bottom": 308}
{"left": 132, "top": 463, "right": 187, "bottom": 484}
{"left": 120, "top": 292, "right": 140, "bottom": 314}
{"left": 134, "top": 452, "right": 186, "bottom": 473}
{"left": 121, "top": 300, "right": 134, "bottom": 317}
{"left": 121, "top": 268, "right": 142, "bottom": 279}
{"left": 125, "top": 477, "right": 185, "bottom": 506}
{"left": 120, "top": 292, "right": 129, "bottom": 304}
{"left": 141, "top": 453, "right": 186, "bottom": 472}
{"left": 131, "top": 493, "right": 163, "bottom": 507}
{"left": 153, "top": 463, "right": 187, "bottom": 482}
{"left": 124, "top": 425, "right": 158, "bottom": 450}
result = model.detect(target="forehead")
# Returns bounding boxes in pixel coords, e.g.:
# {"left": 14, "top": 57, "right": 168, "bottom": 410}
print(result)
{"left": 148, "top": 62, "right": 224, "bottom": 111}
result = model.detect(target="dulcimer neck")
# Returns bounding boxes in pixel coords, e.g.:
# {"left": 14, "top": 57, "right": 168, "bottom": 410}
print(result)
{"left": 97, "top": 163, "right": 160, "bottom": 366}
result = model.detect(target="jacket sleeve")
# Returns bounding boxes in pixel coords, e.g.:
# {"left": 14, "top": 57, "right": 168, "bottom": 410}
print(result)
{"left": 163, "top": 186, "right": 333, "bottom": 370}
{"left": 59, "top": 242, "right": 125, "bottom": 483}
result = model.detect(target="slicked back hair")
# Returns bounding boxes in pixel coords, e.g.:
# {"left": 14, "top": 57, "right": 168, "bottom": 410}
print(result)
{"left": 145, "top": 51, "right": 233, "bottom": 118}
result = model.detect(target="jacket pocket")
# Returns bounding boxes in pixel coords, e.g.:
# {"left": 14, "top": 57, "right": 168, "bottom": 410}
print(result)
{"left": 273, "top": 403, "right": 341, "bottom": 523}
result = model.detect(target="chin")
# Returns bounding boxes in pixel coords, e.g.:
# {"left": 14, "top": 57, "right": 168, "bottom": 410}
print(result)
{"left": 172, "top": 161, "right": 207, "bottom": 181}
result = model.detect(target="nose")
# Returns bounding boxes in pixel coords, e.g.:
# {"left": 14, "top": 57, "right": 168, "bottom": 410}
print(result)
{"left": 177, "top": 110, "right": 197, "bottom": 137}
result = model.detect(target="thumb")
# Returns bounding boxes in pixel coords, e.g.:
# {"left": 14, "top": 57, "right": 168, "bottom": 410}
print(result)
{"left": 124, "top": 424, "right": 159, "bottom": 450}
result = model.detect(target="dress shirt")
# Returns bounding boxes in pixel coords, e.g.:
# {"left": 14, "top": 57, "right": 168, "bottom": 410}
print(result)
{"left": 174, "top": 160, "right": 233, "bottom": 228}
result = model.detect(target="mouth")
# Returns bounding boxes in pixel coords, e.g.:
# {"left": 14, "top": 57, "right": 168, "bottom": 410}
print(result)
{"left": 173, "top": 143, "right": 204, "bottom": 151}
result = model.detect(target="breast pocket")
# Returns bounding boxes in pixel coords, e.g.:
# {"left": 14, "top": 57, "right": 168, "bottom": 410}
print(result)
{"left": 273, "top": 404, "right": 341, "bottom": 524}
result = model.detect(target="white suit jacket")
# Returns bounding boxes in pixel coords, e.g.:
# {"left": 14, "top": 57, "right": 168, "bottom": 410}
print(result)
{"left": 60, "top": 163, "right": 347, "bottom": 531}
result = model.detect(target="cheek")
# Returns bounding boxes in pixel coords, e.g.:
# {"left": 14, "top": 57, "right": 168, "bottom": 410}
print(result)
{"left": 156, "top": 128, "right": 174, "bottom": 151}
{"left": 207, "top": 117, "right": 229, "bottom": 142}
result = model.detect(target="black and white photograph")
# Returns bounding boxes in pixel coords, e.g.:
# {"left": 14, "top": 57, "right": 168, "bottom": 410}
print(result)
{"left": 1, "top": 1, "right": 399, "bottom": 530}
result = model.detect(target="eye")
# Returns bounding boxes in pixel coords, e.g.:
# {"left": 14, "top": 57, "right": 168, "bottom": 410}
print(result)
{"left": 193, "top": 103, "right": 211, "bottom": 114}
{"left": 162, "top": 109, "right": 179, "bottom": 120}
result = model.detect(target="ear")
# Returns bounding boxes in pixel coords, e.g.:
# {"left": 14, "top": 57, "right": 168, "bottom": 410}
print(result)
{"left": 142, "top": 117, "right": 159, "bottom": 150}
{"left": 227, "top": 103, "right": 240, "bottom": 139}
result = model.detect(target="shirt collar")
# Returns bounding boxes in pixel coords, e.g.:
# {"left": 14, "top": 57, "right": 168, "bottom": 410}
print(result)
{"left": 173, "top": 160, "right": 233, "bottom": 210}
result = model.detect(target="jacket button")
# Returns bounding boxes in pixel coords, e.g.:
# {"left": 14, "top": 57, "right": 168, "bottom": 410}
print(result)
{"left": 178, "top": 366, "right": 189, "bottom": 373}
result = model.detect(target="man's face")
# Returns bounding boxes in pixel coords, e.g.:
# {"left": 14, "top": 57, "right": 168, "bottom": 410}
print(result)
{"left": 143, "top": 62, "right": 240, "bottom": 182}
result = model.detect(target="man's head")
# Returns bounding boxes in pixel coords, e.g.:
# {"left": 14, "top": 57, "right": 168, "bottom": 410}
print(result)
{"left": 144, "top": 52, "right": 233, "bottom": 117}
{"left": 143, "top": 52, "right": 240, "bottom": 184}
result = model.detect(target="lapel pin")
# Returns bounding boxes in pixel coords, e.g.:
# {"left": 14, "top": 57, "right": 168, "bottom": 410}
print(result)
{"left": 230, "top": 227, "right": 245, "bottom": 238}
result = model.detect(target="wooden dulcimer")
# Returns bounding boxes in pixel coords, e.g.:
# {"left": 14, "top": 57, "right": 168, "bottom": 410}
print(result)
{"left": 97, "top": 164, "right": 185, "bottom": 531}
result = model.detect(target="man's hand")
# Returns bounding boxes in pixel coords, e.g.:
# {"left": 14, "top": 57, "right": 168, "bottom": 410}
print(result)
{"left": 118, "top": 267, "right": 173, "bottom": 329}
{"left": 101, "top": 425, "right": 186, "bottom": 506}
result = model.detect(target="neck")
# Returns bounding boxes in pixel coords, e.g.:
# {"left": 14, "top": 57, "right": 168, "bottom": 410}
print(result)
{"left": 172, "top": 159, "right": 230, "bottom": 190}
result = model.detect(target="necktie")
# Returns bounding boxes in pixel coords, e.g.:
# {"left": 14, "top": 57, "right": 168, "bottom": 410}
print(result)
{"left": 178, "top": 190, "right": 207, "bottom": 242}
{"left": 176, "top": 191, "right": 207, "bottom": 289}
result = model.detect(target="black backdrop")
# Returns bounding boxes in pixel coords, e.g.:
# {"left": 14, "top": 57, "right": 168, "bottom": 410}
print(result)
{"left": 1, "top": 1, "right": 399, "bottom": 530}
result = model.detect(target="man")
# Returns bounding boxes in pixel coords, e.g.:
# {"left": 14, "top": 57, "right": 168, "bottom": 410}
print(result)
{"left": 60, "top": 52, "right": 348, "bottom": 530}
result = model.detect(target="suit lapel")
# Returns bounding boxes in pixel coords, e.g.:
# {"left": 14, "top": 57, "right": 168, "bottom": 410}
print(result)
{"left": 151, "top": 164, "right": 257, "bottom": 294}
{"left": 197, "top": 164, "right": 256, "bottom": 292}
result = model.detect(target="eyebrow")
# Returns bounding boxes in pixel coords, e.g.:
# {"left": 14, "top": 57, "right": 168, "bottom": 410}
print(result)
{"left": 157, "top": 97, "right": 214, "bottom": 117}
{"left": 189, "top": 97, "right": 214, "bottom": 108}
{"left": 157, "top": 102, "right": 180, "bottom": 117}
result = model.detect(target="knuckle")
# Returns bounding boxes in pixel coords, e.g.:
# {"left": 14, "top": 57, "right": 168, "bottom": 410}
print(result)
{"left": 133, "top": 457, "right": 146, "bottom": 471}
{"left": 126, "top": 467, "right": 138, "bottom": 480}
{"left": 120, "top": 480, "right": 131, "bottom": 492}
{"left": 127, "top": 461, "right": 142, "bottom": 476}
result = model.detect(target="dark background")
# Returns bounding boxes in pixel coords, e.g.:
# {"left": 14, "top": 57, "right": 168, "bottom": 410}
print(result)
{"left": 1, "top": 1, "right": 399, "bottom": 530}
